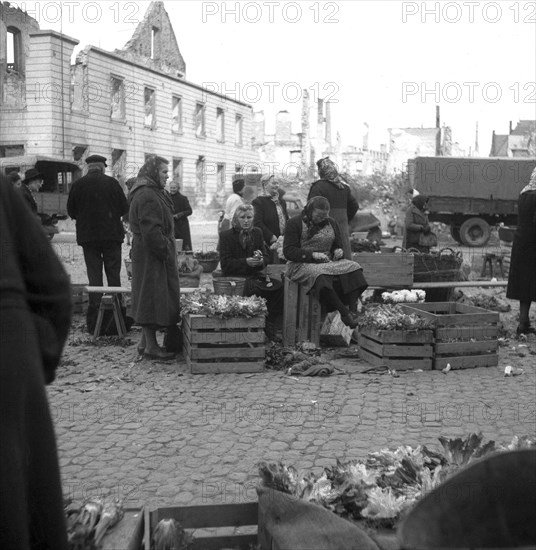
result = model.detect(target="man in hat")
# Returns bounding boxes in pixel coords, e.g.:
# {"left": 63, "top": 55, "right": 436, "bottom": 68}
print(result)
{"left": 20, "top": 167, "right": 44, "bottom": 215}
{"left": 67, "top": 155, "right": 128, "bottom": 331}
{"left": 308, "top": 157, "right": 359, "bottom": 259}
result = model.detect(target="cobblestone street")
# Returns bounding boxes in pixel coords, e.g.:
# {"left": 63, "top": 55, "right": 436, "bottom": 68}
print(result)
{"left": 50, "top": 316, "right": 536, "bottom": 512}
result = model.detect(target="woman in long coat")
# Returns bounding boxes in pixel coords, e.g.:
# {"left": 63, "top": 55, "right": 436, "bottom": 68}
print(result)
{"left": 506, "top": 167, "right": 536, "bottom": 335}
{"left": 1, "top": 175, "right": 71, "bottom": 550}
{"left": 252, "top": 174, "right": 289, "bottom": 263}
{"left": 403, "top": 195, "right": 432, "bottom": 252}
{"left": 308, "top": 157, "right": 359, "bottom": 259}
{"left": 129, "top": 157, "right": 181, "bottom": 360}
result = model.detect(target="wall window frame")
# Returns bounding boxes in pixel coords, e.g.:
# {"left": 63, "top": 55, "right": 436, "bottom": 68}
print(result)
{"left": 235, "top": 114, "right": 243, "bottom": 146}
{"left": 195, "top": 102, "right": 206, "bottom": 138}
{"left": 144, "top": 86, "right": 156, "bottom": 129}
{"left": 216, "top": 107, "right": 225, "bottom": 143}
{"left": 110, "top": 75, "right": 125, "bottom": 121}
{"left": 171, "top": 95, "right": 183, "bottom": 134}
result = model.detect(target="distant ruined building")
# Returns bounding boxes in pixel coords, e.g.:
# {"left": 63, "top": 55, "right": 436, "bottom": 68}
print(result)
{"left": 0, "top": 1, "right": 259, "bottom": 206}
{"left": 490, "top": 120, "right": 536, "bottom": 158}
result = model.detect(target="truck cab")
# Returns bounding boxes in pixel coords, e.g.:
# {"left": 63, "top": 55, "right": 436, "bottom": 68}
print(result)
{"left": 0, "top": 155, "right": 80, "bottom": 216}
{"left": 408, "top": 156, "right": 536, "bottom": 246}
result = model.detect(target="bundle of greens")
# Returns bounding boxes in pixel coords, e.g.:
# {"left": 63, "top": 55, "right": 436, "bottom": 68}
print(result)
{"left": 151, "top": 518, "right": 192, "bottom": 550}
{"left": 257, "top": 433, "right": 535, "bottom": 525}
{"left": 358, "top": 304, "right": 434, "bottom": 331}
{"left": 181, "top": 291, "right": 267, "bottom": 319}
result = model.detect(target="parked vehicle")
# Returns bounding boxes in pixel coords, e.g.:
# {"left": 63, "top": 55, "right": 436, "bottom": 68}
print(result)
{"left": 0, "top": 155, "right": 80, "bottom": 217}
{"left": 408, "top": 156, "right": 536, "bottom": 246}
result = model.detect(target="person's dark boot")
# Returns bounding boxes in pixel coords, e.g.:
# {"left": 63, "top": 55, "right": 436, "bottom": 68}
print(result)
{"left": 516, "top": 323, "right": 536, "bottom": 336}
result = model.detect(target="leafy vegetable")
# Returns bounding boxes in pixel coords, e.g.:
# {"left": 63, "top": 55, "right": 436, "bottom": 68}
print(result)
{"left": 181, "top": 291, "right": 267, "bottom": 319}
{"left": 358, "top": 304, "right": 434, "bottom": 331}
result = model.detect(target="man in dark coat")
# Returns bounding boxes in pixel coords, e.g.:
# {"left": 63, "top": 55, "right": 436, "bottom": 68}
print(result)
{"left": 67, "top": 155, "right": 128, "bottom": 327}
{"left": 169, "top": 181, "right": 193, "bottom": 251}
{"left": 308, "top": 157, "right": 359, "bottom": 259}
{"left": 20, "top": 167, "right": 44, "bottom": 215}
{"left": 1, "top": 174, "right": 71, "bottom": 550}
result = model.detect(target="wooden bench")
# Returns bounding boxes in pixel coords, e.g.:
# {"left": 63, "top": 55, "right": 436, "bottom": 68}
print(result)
{"left": 86, "top": 286, "right": 130, "bottom": 341}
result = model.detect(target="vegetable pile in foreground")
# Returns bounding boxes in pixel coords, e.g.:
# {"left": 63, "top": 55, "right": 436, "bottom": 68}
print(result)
{"left": 358, "top": 304, "right": 434, "bottom": 331}
{"left": 258, "top": 433, "right": 535, "bottom": 525}
{"left": 381, "top": 289, "right": 426, "bottom": 304}
{"left": 65, "top": 496, "right": 124, "bottom": 550}
{"left": 181, "top": 291, "right": 267, "bottom": 319}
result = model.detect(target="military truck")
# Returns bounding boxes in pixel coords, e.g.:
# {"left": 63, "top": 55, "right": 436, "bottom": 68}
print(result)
{"left": 408, "top": 156, "right": 536, "bottom": 246}
{"left": 0, "top": 155, "right": 80, "bottom": 216}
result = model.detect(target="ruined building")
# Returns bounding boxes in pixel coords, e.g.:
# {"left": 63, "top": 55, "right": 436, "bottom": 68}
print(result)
{"left": 0, "top": 1, "right": 259, "bottom": 207}
{"left": 490, "top": 120, "right": 536, "bottom": 157}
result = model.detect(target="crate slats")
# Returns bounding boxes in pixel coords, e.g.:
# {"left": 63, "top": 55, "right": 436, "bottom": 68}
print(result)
{"left": 352, "top": 252, "right": 414, "bottom": 287}
{"left": 401, "top": 302, "right": 499, "bottom": 370}
{"left": 147, "top": 503, "right": 258, "bottom": 550}
{"left": 358, "top": 328, "right": 434, "bottom": 370}
{"left": 183, "top": 313, "right": 265, "bottom": 374}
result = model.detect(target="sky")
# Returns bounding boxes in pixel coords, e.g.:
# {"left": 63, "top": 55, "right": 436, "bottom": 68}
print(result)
{"left": 17, "top": 0, "right": 536, "bottom": 155}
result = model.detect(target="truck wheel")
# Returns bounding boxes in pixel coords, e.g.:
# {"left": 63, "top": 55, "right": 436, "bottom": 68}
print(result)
{"left": 459, "top": 217, "right": 491, "bottom": 247}
{"left": 450, "top": 226, "right": 462, "bottom": 243}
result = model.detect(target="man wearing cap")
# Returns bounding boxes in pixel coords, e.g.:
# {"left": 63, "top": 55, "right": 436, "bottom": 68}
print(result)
{"left": 67, "top": 155, "right": 128, "bottom": 329}
{"left": 20, "top": 167, "right": 44, "bottom": 215}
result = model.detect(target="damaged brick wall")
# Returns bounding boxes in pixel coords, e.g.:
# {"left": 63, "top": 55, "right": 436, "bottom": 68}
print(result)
{"left": 114, "top": 1, "right": 186, "bottom": 78}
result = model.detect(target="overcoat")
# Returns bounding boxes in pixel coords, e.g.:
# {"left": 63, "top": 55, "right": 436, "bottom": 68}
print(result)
{"left": 506, "top": 190, "right": 536, "bottom": 302}
{"left": 0, "top": 179, "right": 71, "bottom": 550}
{"left": 308, "top": 179, "right": 359, "bottom": 259}
{"left": 170, "top": 191, "right": 193, "bottom": 250}
{"left": 67, "top": 169, "right": 128, "bottom": 245}
{"left": 128, "top": 178, "right": 181, "bottom": 327}
{"left": 252, "top": 194, "right": 289, "bottom": 245}
{"left": 403, "top": 203, "right": 430, "bottom": 251}
{"left": 219, "top": 227, "right": 268, "bottom": 276}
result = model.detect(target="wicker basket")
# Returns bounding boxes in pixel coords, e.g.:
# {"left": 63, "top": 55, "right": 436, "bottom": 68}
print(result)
{"left": 197, "top": 258, "right": 220, "bottom": 274}
{"left": 212, "top": 276, "right": 246, "bottom": 296}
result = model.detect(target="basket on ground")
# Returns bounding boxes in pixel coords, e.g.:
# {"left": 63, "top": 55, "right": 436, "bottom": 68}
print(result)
{"left": 401, "top": 302, "right": 499, "bottom": 370}
{"left": 358, "top": 328, "right": 434, "bottom": 371}
{"left": 212, "top": 275, "right": 246, "bottom": 296}
{"left": 183, "top": 313, "right": 265, "bottom": 373}
{"left": 197, "top": 257, "right": 220, "bottom": 273}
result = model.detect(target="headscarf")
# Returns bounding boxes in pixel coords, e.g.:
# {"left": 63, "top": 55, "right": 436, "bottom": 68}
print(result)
{"left": 521, "top": 166, "right": 536, "bottom": 194}
{"left": 316, "top": 157, "right": 344, "bottom": 189}
{"left": 137, "top": 155, "right": 169, "bottom": 187}
{"left": 302, "top": 196, "right": 330, "bottom": 240}
{"left": 412, "top": 194, "right": 429, "bottom": 211}
{"left": 232, "top": 204, "right": 255, "bottom": 251}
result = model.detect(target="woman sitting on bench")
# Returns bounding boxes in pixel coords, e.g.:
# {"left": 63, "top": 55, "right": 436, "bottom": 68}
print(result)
{"left": 219, "top": 204, "right": 284, "bottom": 337}
{"left": 283, "top": 196, "right": 368, "bottom": 329}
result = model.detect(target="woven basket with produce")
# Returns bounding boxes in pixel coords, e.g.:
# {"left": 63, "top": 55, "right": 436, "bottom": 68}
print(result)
{"left": 193, "top": 250, "right": 220, "bottom": 273}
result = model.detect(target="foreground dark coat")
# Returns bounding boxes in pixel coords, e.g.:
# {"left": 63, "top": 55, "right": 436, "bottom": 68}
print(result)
{"left": 67, "top": 169, "right": 128, "bottom": 244}
{"left": 170, "top": 191, "right": 193, "bottom": 250}
{"left": 252, "top": 195, "right": 289, "bottom": 245}
{"left": 308, "top": 179, "right": 359, "bottom": 259}
{"left": 220, "top": 227, "right": 268, "bottom": 276}
{"left": 0, "top": 179, "right": 71, "bottom": 550}
{"left": 20, "top": 183, "right": 38, "bottom": 214}
{"left": 507, "top": 190, "right": 536, "bottom": 302}
{"left": 128, "top": 177, "right": 181, "bottom": 327}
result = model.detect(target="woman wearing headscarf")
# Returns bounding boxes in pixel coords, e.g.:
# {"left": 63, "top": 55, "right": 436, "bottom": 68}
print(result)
{"left": 219, "top": 204, "right": 284, "bottom": 336}
{"left": 252, "top": 174, "right": 289, "bottom": 263}
{"left": 1, "top": 174, "right": 71, "bottom": 550}
{"left": 283, "top": 196, "right": 368, "bottom": 328}
{"left": 403, "top": 194, "right": 432, "bottom": 252}
{"left": 506, "top": 167, "right": 536, "bottom": 335}
{"left": 128, "top": 156, "right": 181, "bottom": 360}
{"left": 308, "top": 157, "right": 359, "bottom": 260}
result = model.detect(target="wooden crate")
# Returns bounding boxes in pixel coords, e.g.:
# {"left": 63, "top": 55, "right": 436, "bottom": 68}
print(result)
{"left": 71, "top": 283, "right": 88, "bottom": 314}
{"left": 145, "top": 502, "right": 258, "bottom": 550}
{"left": 358, "top": 327, "right": 434, "bottom": 370}
{"left": 183, "top": 313, "right": 265, "bottom": 374}
{"left": 401, "top": 302, "right": 499, "bottom": 370}
{"left": 102, "top": 507, "right": 145, "bottom": 550}
{"left": 352, "top": 252, "right": 414, "bottom": 288}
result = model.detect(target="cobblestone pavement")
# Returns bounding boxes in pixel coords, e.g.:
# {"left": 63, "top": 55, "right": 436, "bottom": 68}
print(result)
{"left": 50, "top": 317, "right": 536, "bottom": 512}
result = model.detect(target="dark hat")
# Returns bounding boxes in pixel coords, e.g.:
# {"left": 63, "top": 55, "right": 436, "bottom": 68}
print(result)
{"left": 22, "top": 168, "right": 44, "bottom": 184}
{"left": 233, "top": 179, "right": 245, "bottom": 194}
{"left": 86, "top": 154, "right": 107, "bottom": 166}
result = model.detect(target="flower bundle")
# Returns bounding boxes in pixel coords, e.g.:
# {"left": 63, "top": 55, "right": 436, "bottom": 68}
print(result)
{"left": 181, "top": 291, "right": 267, "bottom": 318}
{"left": 358, "top": 304, "right": 434, "bottom": 331}
{"left": 381, "top": 289, "right": 426, "bottom": 304}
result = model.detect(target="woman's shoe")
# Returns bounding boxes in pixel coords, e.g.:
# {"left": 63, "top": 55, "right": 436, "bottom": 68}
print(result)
{"left": 341, "top": 312, "right": 359, "bottom": 329}
{"left": 143, "top": 349, "right": 176, "bottom": 361}
{"left": 516, "top": 324, "right": 536, "bottom": 336}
